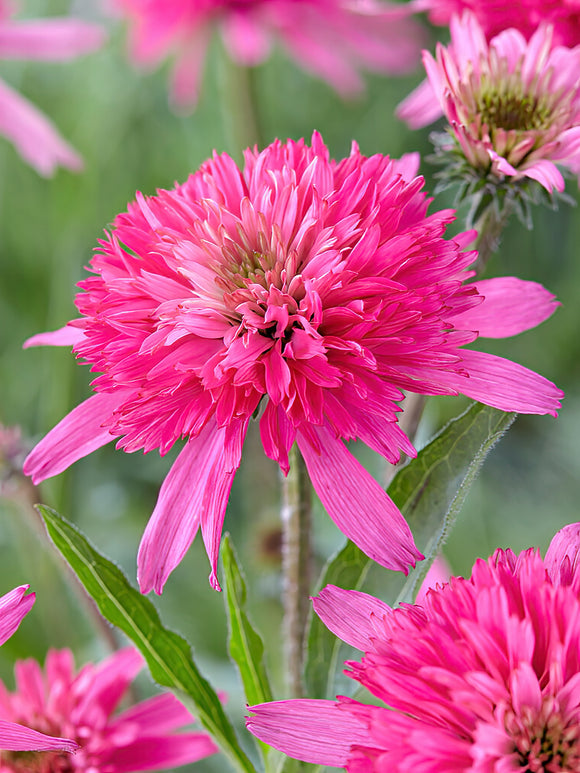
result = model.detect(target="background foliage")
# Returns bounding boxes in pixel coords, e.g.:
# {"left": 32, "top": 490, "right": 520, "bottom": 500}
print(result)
{"left": 0, "top": 2, "right": 578, "bottom": 770}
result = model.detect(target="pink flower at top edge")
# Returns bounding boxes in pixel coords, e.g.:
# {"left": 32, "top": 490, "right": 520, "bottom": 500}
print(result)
{"left": 0, "top": 2, "right": 104, "bottom": 175}
{"left": 110, "top": 0, "right": 424, "bottom": 108}
{"left": 0, "top": 647, "right": 217, "bottom": 772}
{"left": 397, "top": 13, "right": 580, "bottom": 193}
{"left": 23, "top": 133, "right": 562, "bottom": 594}
{"left": 0, "top": 586, "right": 78, "bottom": 754}
{"left": 413, "top": 0, "right": 580, "bottom": 48}
{"left": 247, "top": 521, "right": 580, "bottom": 772}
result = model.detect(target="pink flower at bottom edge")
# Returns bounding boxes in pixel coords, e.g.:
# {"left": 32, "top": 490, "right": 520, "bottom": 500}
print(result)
{"left": 23, "top": 133, "right": 562, "bottom": 594}
{"left": 0, "top": 586, "right": 78, "bottom": 754}
{"left": 0, "top": 4, "right": 105, "bottom": 175}
{"left": 0, "top": 647, "right": 217, "bottom": 772}
{"left": 397, "top": 13, "right": 580, "bottom": 193}
{"left": 247, "top": 522, "right": 580, "bottom": 772}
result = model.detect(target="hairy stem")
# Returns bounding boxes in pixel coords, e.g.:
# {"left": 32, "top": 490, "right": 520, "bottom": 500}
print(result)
{"left": 472, "top": 200, "right": 514, "bottom": 275}
{"left": 281, "top": 445, "right": 312, "bottom": 698}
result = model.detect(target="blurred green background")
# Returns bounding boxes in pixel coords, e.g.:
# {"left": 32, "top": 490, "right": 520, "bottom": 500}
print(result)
{"left": 0, "top": 1, "right": 579, "bottom": 771}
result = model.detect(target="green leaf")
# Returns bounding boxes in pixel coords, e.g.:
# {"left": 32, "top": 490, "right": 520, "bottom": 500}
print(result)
{"left": 222, "top": 534, "right": 274, "bottom": 708}
{"left": 39, "top": 506, "right": 257, "bottom": 773}
{"left": 304, "top": 401, "right": 516, "bottom": 698}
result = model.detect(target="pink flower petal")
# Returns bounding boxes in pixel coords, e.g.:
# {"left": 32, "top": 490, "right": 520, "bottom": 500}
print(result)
{"left": 0, "top": 720, "right": 78, "bottom": 752}
{"left": 23, "top": 393, "right": 121, "bottom": 484}
{"left": 0, "top": 78, "right": 82, "bottom": 175}
{"left": 544, "top": 522, "right": 580, "bottom": 588}
{"left": 246, "top": 699, "right": 372, "bottom": 766}
{"left": 24, "top": 324, "right": 85, "bottom": 349}
{"left": 73, "top": 648, "right": 143, "bottom": 728}
{"left": 312, "top": 584, "right": 392, "bottom": 650}
{"left": 0, "top": 585, "right": 34, "bottom": 646}
{"left": 435, "top": 349, "right": 563, "bottom": 416}
{"left": 450, "top": 277, "right": 559, "bottom": 338}
{"left": 521, "top": 159, "right": 565, "bottom": 193}
{"left": 297, "top": 424, "right": 422, "bottom": 574}
{"left": 137, "top": 419, "right": 246, "bottom": 594}
{"left": 100, "top": 734, "right": 218, "bottom": 772}
{"left": 0, "top": 19, "right": 104, "bottom": 60}
{"left": 415, "top": 554, "right": 451, "bottom": 605}
{"left": 396, "top": 75, "right": 442, "bottom": 129}
{"left": 112, "top": 693, "right": 194, "bottom": 734}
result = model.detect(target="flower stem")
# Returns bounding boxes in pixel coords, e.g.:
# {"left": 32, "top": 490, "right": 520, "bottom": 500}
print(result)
{"left": 217, "top": 52, "right": 262, "bottom": 156}
{"left": 472, "top": 200, "right": 513, "bottom": 275}
{"left": 281, "top": 444, "right": 312, "bottom": 698}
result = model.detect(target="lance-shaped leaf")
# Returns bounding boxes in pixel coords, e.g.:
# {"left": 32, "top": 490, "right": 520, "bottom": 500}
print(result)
{"left": 304, "top": 401, "right": 516, "bottom": 698}
{"left": 222, "top": 534, "right": 274, "bottom": 707}
{"left": 40, "top": 506, "right": 257, "bottom": 773}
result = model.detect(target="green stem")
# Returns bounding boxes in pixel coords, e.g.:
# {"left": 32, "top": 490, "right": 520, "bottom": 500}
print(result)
{"left": 217, "top": 53, "right": 262, "bottom": 157}
{"left": 472, "top": 200, "right": 514, "bottom": 275}
{"left": 281, "top": 445, "right": 312, "bottom": 698}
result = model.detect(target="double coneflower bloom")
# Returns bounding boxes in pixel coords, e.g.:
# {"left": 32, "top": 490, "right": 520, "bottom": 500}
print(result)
{"left": 24, "top": 134, "right": 562, "bottom": 593}
{"left": 248, "top": 523, "right": 580, "bottom": 771}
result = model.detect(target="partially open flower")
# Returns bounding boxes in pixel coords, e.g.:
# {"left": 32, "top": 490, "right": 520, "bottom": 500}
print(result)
{"left": 111, "top": 0, "right": 423, "bottom": 108}
{"left": 247, "top": 522, "right": 580, "bottom": 772}
{"left": 398, "top": 13, "right": 580, "bottom": 194}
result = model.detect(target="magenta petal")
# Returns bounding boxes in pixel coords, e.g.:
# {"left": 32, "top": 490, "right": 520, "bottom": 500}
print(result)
{"left": 0, "top": 78, "right": 82, "bottom": 175}
{"left": 521, "top": 159, "right": 565, "bottom": 193}
{"left": 0, "top": 720, "right": 77, "bottom": 752}
{"left": 112, "top": 693, "right": 193, "bottom": 734}
{"left": 23, "top": 392, "right": 121, "bottom": 484}
{"left": 297, "top": 424, "right": 422, "bottom": 574}
{"left": 396, "top": 76, "right": 443, "bottom": 129}
{"left": 436, "top": 349, "right": 563, "bottom": 416}
{"left": 137, "top": 419, "right": 246, "bottom": 594}
{"left": 450, "top": 277, "right": 559, "bottom": 338}
{"left": 0, "top": 19, "right": 104, "bottom": 60}
{"left": 312, "top": 584, "right": 391, "bottom": 650}
{"left": 247, "top": 699, "right": 372, "bottom": 766}
{"left": 0, "top": 585, "right": 34, "bottom": 646}
{"left": 24, "top": 324, "right": 85, "bottom": 349}
{"left": 544, "top": 522, "right": 580, "bottom": 588}
{"left": 101, "top": 734, "right": 217, "bottom": 772}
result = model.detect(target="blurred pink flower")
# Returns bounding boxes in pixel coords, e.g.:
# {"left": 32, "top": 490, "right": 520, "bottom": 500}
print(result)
{"left": 414, "top": 0, "right": 580, "bottom": 47}
{"left": 112, "top": 0, "right": 423, "bottom": 107}
{"left": 0, "top": 647, "right": 217, "bottom": 772}
{"left": 0, "top": 586, "right": 78, "bottom": 755}
{"left": 0, "top": 2, "right": 104, "bottom": 175}
{"left": 247, "top": 522, "right": 580, "bottom": 772}
{"left": 23, "top": 133, "right": 562, "bottom": 593}
{"left": 397, "top": 13, "right": 580, "bottom": 193}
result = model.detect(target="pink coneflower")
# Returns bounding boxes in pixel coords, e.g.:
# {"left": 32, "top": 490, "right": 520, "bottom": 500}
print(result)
{"left": 111, "top": 0, "right": 423, "bottom": 107}
{"left": 0, "top": 586, "right": 78, "bottom": 754}
{"left": 0, "top": 647, "right": 217, "bottom": 772}
{"left": 0, "top": 2, "right": 104, "bottom": 175}
{"left": 23, "top": 133, "right": 562, "bottom": 593}
{"left": 247, "top": 522, "right": 580, "bottom": 772}
{"left": 397, "top": 13, "right": 580, "bottom": 193}
{"left": 414, "top": 0, "right": 580, "bottom": 48}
